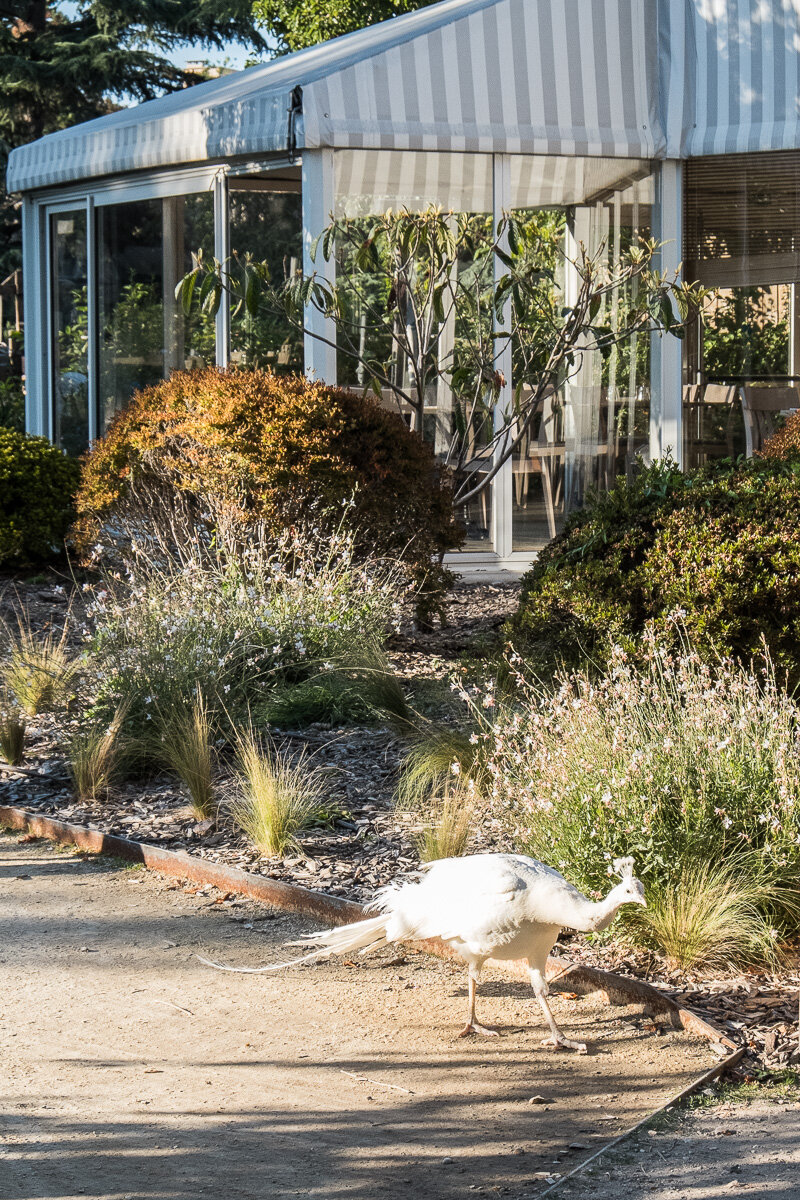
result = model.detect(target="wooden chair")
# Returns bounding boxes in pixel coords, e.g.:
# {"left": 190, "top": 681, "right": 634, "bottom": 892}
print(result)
{"left": 511, "top": 386, "right": 564, "bottom": 540}
{"left": 377, "top": 388, "right": 417, "bottom": 429}
{"left": 684, "top": 383, "right": 739, "bottom": 465}
{"left": 740, "top": 385, "right": 800, "bottom": 456}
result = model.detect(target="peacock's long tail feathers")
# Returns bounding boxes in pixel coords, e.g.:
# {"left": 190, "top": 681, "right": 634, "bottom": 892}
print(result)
{"left": 197, "top": 914, "right": 391, "bottom": 974}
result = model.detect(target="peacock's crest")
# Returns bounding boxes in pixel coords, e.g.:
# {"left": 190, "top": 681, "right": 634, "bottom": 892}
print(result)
{"left": 612, "top": 855, "right": 635, "bottom": 880}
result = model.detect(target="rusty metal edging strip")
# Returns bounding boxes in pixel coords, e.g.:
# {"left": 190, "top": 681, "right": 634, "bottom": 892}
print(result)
{"left": 0, "top": 804, "right": 365, "bottom": 924}
{"left": 538, "top": 1044, "right": 748, "bottom": 1197}
{"left": 0, "top": 803, "right": 735, "bottom": 1051}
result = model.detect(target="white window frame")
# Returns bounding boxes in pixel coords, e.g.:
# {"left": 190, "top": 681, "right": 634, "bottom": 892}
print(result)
{"left": 28, "top": 164, "right": 227, "bottom": 444}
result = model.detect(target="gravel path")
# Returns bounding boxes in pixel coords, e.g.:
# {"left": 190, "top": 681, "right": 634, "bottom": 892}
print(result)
{"left": 0, "top": 832, "right": 717, "bottom": 1200}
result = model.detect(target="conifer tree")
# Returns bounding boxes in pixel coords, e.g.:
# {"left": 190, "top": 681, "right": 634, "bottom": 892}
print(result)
{"left": 0, "top": 1, "right": 266, "bottom": 274}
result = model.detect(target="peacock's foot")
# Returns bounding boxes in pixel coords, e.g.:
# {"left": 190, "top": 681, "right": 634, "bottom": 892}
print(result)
{"left": 540, "top": 1035, "right": 588, "bottom": 1054}
{"left": 458, "top": 1021, "right": 500, "bottom": 1038}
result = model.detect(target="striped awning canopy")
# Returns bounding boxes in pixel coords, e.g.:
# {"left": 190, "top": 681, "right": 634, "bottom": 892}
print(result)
{"left": 8, "top": 0, "right": 800, "bottom": 194}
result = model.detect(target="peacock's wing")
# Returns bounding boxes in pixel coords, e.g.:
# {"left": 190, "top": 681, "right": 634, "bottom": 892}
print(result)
{"left": 379, "top": 853, "right": 558, "bottom": 956}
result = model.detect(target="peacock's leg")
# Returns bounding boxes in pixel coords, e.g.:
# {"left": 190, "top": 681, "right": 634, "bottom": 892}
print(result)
{"left": 529, "top": 968, "right": 587, "bottom": 1054}
{"left": 458, "top": 964, "right": 499, "bottom": 1037}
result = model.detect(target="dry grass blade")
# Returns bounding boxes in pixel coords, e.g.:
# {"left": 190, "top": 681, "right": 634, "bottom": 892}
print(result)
{"left": 230, "top": 730, "right": 327, "bottom": 856}
{"left": 397, "top": 724, "right": 479, "bottom": 811}
{"left": 635, "top": 859, "right": 787, "bottom": 971}
{"left": 414, "top": 788, "right": 473, "bottom": 863}
{"left": 157, "top": 693, "right": 216, "bottom": 820}
{"left": 68, "top": 705, "right": 127, "bottom": 802}
{"left": 0, "top": 687, "right": 26, "bottom": 765}
{"left": 2, "top": 611, "right": 78, "bottom": 716}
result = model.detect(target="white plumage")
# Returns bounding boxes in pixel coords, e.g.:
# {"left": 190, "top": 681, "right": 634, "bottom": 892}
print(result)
{"left": 200, "top": 852, "right": 646, "bottom": 1052}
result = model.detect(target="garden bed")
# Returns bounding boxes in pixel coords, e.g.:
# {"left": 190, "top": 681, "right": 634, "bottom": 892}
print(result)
{"left": 0, "top": 572, "right": 518, "bottom": 902}
{"left": 2, "top": 569, "right": 798, "bottom": 1075}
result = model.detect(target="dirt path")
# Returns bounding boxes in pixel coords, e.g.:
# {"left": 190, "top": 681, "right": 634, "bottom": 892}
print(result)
{"left": 557, "top": 1093, "right": 800, "bottom": 1198}
{"left": 0, "top": 832, "right": 717, "bottom": 1200}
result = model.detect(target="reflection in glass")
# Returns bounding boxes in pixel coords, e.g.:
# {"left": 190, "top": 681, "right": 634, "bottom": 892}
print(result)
{"left": 97, "top": 194, "right": 215, "bottom": 435}
{"left": 683, "top": 152, "right": 800, "bottom": 464}
{"left": 97, "top": 199, "right": 164, "bottom": 434}
{"left": 229, "top": 179, "right": 303, "bottom": 371}
{"left": 333, "top": 150, "right": 495, "bottom": 550}
{"left": 510, "top": 164, "right": 654, "bottom": 551}
{"left": 51, "top": 210, "right": 89, "bottom": 455}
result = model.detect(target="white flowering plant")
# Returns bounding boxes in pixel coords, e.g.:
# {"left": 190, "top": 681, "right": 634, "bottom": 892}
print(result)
{"left": 82, "top": 517, "right": 403, "bottom": 739}
{"left": 438, "top": 630, "right": 800, "bottom": 946}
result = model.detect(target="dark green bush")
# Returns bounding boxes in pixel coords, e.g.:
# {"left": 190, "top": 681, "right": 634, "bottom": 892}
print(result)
{"left": 509, "top": 454, "right": 800, "bottom": 685}
{"left": 0, "top": 428, "right": 81, "bottom": 565}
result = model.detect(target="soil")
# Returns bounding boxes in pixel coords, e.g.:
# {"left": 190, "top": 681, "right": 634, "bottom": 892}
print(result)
{"left": 0, "top": 575, "right": 520, "bottom": 903}
{"left": 555, "top": 1095, "right": 800, "bottom": 1199}
{"left": 0, "top": 832, "right": 718, "bottom": 1200}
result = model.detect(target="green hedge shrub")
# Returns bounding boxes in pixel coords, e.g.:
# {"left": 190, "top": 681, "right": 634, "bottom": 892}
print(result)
{"left": 75, "top": 367, "right": 461, "bottom": 620}
{"left": 0, "top": 428, "right": 81, "bottom": 565}
{"left": 509, "top": 453, "right": 800, "bottom": 685}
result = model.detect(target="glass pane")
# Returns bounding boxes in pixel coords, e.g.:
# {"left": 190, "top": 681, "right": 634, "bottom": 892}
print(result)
{"left": 685, "top": 152, "right": 800, "bottom": 289}
{"left": 97, "top": 198, "right": 164, "bottom": 434}
{"left": 51, "top": 210, "right": 88, "bottom": 456}
{"left": 683, "top": 153, "right": 800, "bottom": 463}
{"left": 229, "top": 178, "right": 303, "bottom": 371}
{"left": 97, "top": 193, "right": 215, "bottom": 435}
{"left": 164, "top": 194, "right": 216, "bottom": 375}
{"left": 333, "top": 150, "right": 495, "bottom": 551}
{"left": 510, "top": 161, "right": 653, "bottom": 552}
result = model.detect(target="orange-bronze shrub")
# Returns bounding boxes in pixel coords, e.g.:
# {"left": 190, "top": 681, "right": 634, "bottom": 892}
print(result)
{"left": 75, "top": 368, "right": 461, "bottom": 619}
{"left": 760, "top": 408, "right": 800, "bottom": 461}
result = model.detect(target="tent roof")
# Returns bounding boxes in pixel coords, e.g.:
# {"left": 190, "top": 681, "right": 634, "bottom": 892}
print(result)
{"left": 7, "top": 0, "right": 659, "bottom": 192}
{"left": 8, "top": 0, "right": 800, "bottom": 195}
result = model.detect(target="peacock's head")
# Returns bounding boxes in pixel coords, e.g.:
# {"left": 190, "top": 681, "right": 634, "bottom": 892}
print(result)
{"left": 612, "top": 856, "right": 647, "bottom": 907}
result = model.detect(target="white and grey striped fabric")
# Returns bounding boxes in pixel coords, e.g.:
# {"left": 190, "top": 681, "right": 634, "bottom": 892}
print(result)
{"left": 305, "top": 0, "right": 658, "bottom": 156}
{"left": 674, "top": 0, "right": 800, "bottom": 157}
{"left": 7, "top": 0, "right": 659, "bottom": 193}
{"left": 333, "top": 149, "right": 654, "bottom": 216}
{"left": 8, "top": 0, "right": 800, "bottom": 194}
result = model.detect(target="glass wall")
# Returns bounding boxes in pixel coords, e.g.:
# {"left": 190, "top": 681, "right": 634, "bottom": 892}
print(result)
{"left": 333, "top": 150, "right": 656, "bottom": 554}
{"left": 51, "top": 210, "right": 89, "bottom": 456}
{"left": 47, "top": 171, "right": 303, "bottom": 456}
{"left": 229, "top": 176, "right": 303, "bottom": 371}
{"left": 510, "top": 161, "right": 653, "bottom": 550}
{"left": 683, "top": 151, "right": 800, "bottom": 464}
{"left": 334, "top": 150, "right": 495, "bottom": 549}
{"left": 97, "top": 193, "right": 214, "bottom": 435}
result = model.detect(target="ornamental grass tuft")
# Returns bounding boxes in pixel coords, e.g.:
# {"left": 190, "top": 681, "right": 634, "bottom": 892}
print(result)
{"left": 230, "top": 730, "right": 328, "bottom": 857}
{"left": 156, "top": 692, "right": 216, "bottom": 820}
{"left": 0, "top": 687, "right": 25, "bottom": 765}
{"left": 632, "top": 858, "right": 793, "bottom": 971}
{"left": 2, "top": 612, "right": 78, "bottom": 716}
{"left": 414, "top": 787, "right": 474, "bottom": 863}
{"left": 67, "top": 705, "right": 128, "bottom": 802}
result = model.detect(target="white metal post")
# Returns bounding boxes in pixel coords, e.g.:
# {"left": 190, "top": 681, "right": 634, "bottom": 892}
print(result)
{"left": 301, "top": 148, "right": 337, "bottom": 382}
{"left": 492, "top": 153, "right": 512, "bottom": 559}
{"left": 650, "top": 161, "right": 683, "bottom": 465}
{"left": 21, "top": 198, "right": 47, "bottom": 436}
{"left": 214, "top": 172, "right": 230, "bottom": 368}
{"left": 85, "top": 196, "right": 98, "bottom": 444}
